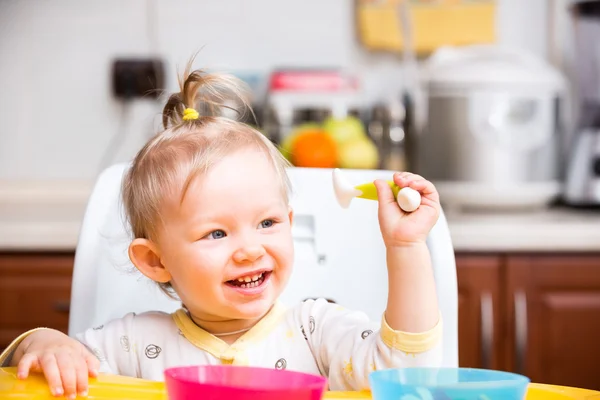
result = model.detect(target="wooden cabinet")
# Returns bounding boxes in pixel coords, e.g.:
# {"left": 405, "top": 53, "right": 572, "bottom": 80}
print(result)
{"left": 456, "top": 254, "right": 504, "bottom": 371}
{"left": 505, "top": 255, "right": 600, "bottom": 391}
{"left": 457, "top": 253, "right": 600, "bottom": 391}
{"left": 0, "top": 252, "right": 74, "bottom": 350}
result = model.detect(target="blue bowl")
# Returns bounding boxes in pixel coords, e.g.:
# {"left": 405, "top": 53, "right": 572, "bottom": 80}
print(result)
{"left": 369, "top": 368, "right": 530, "bottom": 400}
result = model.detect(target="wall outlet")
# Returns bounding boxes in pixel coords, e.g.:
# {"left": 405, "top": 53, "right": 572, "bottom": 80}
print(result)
{"left": 111, "top": 58, "right": 165, "bottom": 100}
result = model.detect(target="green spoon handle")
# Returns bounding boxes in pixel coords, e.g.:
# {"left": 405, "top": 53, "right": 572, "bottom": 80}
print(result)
{"left": 354, "top": 181, "right": 400, "bottom": 201}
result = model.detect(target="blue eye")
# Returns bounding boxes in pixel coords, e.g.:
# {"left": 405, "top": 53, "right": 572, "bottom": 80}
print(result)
{"left": 259, "top": 219, "right": 274, "bottom": 229}
{"left": 208, "top": 230, "right": 226, "bottom": 240}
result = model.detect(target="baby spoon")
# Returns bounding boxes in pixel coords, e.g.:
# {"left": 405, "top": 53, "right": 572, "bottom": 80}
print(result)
{"left": 332, "top": 168, "right": 421, "bottom": 212}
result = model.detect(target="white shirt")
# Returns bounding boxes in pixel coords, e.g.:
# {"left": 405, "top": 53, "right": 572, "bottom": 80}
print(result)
{"left": 74, "top": 298, "right": 443, "bottom": 391}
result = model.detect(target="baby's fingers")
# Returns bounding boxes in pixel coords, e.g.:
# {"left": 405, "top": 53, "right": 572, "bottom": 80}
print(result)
{"left": 55, "top": 352, "right": 77, "bottom": 399}
{"left": 393, "top": 172, "right": 424, "bottom": 187}
{"left": 39, "top": 353, "right": 64, "bottom": 397}
{"left": 17, "top": 352, "right": 40, "bottom": 379}
{"left": 402, "top": 179, "right": 439, "bottom": 205}
{"left": 75, "top": 356, "right": 90, "bottom": 397}
{"left": 84, "top": 351, "right": 100, "bottom": 378}
{"left": 408, "top": 179, "right": 437, "bottom": 195}
{"left": 374, "top": 179, "right": 401, "bottom": 221}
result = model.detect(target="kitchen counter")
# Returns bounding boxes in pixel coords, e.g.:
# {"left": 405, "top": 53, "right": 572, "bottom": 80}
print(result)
{"left": 0, "top": 181, "right": 93, "bottom": 251}
{"left": 445, "top": 207, "right": 600, "bottom": 252}
{"left": 3, "top": 181, "right": 600, "bottom": 252}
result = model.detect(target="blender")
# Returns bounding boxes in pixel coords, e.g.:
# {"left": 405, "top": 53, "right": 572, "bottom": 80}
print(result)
{"left": 563, "top": 0, "right": 600, "bottom": 206}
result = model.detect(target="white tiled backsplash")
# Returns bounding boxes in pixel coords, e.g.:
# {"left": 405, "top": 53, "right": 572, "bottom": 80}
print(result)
{"left": 0, "top": 0, "right": 572, "bottom": 180}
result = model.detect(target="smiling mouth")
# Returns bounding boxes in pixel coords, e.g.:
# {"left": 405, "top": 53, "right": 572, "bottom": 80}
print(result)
{"left": 226, "top": 271, "right": 272, "bottom": 289}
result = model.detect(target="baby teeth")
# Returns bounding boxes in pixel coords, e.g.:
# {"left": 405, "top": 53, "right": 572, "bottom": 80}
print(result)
{"left": 240, "top": 281, "right": 261, "bottom": 288}
{"left": 236, "top": 273, "right": 263, "bottom": 284}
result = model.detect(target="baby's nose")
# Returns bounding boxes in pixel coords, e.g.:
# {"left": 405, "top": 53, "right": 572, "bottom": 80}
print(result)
{"left": 233, "top": 243, "right": 266, "bottom": 263}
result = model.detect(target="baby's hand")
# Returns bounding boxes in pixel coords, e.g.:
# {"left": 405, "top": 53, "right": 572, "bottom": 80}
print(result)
{"left": 374, "top": 172, "right": 440, "bottom": 247}
{"left": 13, "top": 329, "right": 99, "bottom": 398}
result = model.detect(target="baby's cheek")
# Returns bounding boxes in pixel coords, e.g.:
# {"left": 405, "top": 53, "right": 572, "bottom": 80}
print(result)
{"left": 286, "top": 233, "right": 295, "bottom": 255}
{"left": 192, "top": 247, "right": 227, "bottom": 268}
{"left": 265, "top": 232, "right": 294, "bottom": 258}
{"left": 282, "top": 242, "right": 295, "bottom": 269}
{"left": 173, "top": 256, "right": 221, "bottom": 289}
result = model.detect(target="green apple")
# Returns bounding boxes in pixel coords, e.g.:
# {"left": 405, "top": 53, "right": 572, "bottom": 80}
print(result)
{"left": 338, "top": 138, "right": 379, "bottom": 169}
{"left": 322, "top": 116, "right": 366, "bottom": 145}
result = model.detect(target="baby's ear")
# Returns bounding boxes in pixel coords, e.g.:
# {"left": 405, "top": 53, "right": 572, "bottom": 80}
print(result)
{"left": 287, "top": 207, "right": 294, "bottom": 225}
{"left": 129, "top": 239, "right": 172, "bottom": 283}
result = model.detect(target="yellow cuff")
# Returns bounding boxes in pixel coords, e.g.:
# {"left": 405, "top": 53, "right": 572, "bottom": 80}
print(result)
{"left": 380, "top": 314, "right": 442, "bottom": 353}
{"left": 0, "top": 328, "right": 50, "bottom": 367}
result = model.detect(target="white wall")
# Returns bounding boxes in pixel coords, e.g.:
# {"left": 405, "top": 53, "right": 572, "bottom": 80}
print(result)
{"left": 0, "top": 0, "right": 573, "bottom": 181}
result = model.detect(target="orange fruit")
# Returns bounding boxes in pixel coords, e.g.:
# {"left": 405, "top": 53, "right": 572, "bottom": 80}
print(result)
{"left": 290, "top": 129, "right": 338, "bottom": 168}
{"left": 280, "top": 123, "right": 321, "bottom": 162}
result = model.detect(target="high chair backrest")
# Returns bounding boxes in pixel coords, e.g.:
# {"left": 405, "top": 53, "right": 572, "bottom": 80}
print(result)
{"left": 69, "top": 164, "right": 458, "bottom": 367}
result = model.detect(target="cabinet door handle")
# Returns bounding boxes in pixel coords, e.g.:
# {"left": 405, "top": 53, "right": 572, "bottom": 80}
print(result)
{"left": 514, "top": 291, "right": 528, "bottom": 374}
{"left": 480, "top": 292, "right": 494, "bottom": 369}
{"left": 53, "top": 300, "right": 70, "bottom": 314}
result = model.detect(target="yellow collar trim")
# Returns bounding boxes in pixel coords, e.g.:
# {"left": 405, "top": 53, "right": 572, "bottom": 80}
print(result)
{"left": 172, "top": 302, "right": 287, "bottom": 361}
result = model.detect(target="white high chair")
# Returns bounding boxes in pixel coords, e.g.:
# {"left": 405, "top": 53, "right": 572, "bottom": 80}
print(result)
{"left": 69, "top": 164, "right": 459, "bottom": 367}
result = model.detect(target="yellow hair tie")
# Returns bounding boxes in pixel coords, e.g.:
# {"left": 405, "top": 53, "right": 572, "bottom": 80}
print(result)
{"left": 182, "top": 108, "right": 199, "bottom": 121}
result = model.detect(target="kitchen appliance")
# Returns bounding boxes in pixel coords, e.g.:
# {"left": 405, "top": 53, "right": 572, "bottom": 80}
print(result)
{"left": 414, "top": 45, "right": 565, "bottom": 211}
{"left": 563, "top": 1, "right": 600, "bottom": 206}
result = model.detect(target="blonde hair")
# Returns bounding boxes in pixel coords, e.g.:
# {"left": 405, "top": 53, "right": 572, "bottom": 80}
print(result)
{"left": 122, "top": 60, "right": 291, "bottom": 295}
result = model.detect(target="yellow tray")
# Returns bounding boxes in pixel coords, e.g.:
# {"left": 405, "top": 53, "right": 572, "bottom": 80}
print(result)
{"left": 1, "top": 367, "right": 599, "bottom": 399}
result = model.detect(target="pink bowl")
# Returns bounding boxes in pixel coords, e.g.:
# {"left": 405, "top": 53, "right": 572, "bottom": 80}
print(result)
{"left": 164, "top": 365, "right": 327, "bottom": 400}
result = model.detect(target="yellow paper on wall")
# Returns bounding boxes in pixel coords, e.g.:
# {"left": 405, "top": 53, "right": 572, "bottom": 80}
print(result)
{"left": 356, "top": 0, "right": 496, "bottom": 55}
